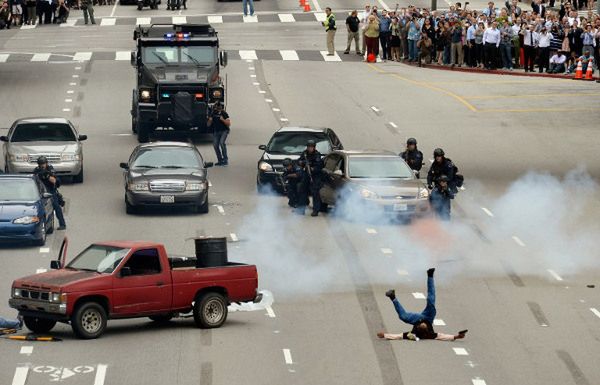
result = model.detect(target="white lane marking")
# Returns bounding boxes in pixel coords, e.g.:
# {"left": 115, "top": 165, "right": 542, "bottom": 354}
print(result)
{"left": 547, "top": 269, "right": 564, "bottom": 281}
{"left": 512, "top": 236, "right": 526, "bottom": 247}
{"left": 280, "top": 50, "right": 299, "bottom": 61}
{"left": 208, "top": 15, "right": 223, "bottom": 24}
{"left": 136, "top": 17, "right": 151, "bottom": 25}
{"left": 74, "top": 66, "right": 81, "bottom": 70}
{"left": 11, "top": 366, "right": 29, "bottom": 385}
{"left": 258, "top": 90, "right": 266, "bottom": 94}
{"left": 283, "top": 349, "right": 293, "bottom": 364}
{"left": 20, "top": 346, "right": 33, "bottom": 355}
{"left": 31, "top": 53, "right": 51, "bottom": 62}
{"left": 265, "top": 98, "right": 273, "bottom": 103}
{"left": 412, "top": 292, "right": 426, "bottom": 299}
{"left": 252, "top": 82, "right": 260, "bottom": 85}
{"left": 250, "top": 74, "right": 257, "bottom": 78}
{"left": 243, "top": 15, "right": 258, "bottom": 23}
{"left": 0, "top": 54, "right": 9, "bottom": 63}
{"left": 67, "top": 90, "right": 75, "bottom": 94}
{"left": 366, "top": 228, "right": 377, "bottom": 234}
{"left": 110, "top": 0, "right": 118, "bottom": 17}
{"left": 39, "top": 247, "right": 50, "bottom": 253}
{"left": 248, "top": 66, "right": 255, "bottom": 70}
{"left": 266, "top": 306, "right": 276, "bottom": 318}
{"left": 278, "top": 13, "right": 296, "bottom": 22}
{"left": 472, "top": 378, "right": 487, "bottom": 385}
{"left": 208, "top": 180, "right": 212, "bottom": 187}
{"left": 21, "top": 24, "right": 36, "bottom": 30}
{"left": 377, "top": 0, "right": 391, "bottom": 10}
{"left": 60, "top": 19, "right": 77, "bottom": 27}
{"left": 453, "top": 347, "right": 469, "bottom": 356}
{"left": 433, "top": 319, "right": 446, "bottom": 326}
{"left": 591, "top": 308, "right": 600, "bottom": 319}
{"left": 397, "top": 269, "right": 409, "bottom": 276}
{"left": 36, "top": 268, "right": 47, "bottom": 274}
{"left": 272, "top": 108, "right": 280, "bottom": 112}
{"left": 245, "top": 59, "right": 253, "bottom": 63}
{"left": 115, "top": 51, "right": 130, "bottom": 61}
{"left": 320, "top": 51, "right": 342, "bottom": 62}
{"left": 69, "top": 82, "right": 77, "bottom": 86}
{"left": 388, "top": 122, "right": 398, "bottom": 128}
{"left": 579, "top": 299, "right": 585, "bottom": 303}
{"left": 239, "top": 50, "right": 258, "bottom": 60}
{"left": 380, "top": 248, "right": 392, "bottom": 254}
{"left": 100, "top": 18, "right": 116, "bottom": 26}
{"left": 62, "top": 108, "right": 71, "bottom": 112}
{"left": 370, "top": 106, "right": 380, "bottom": 113}
{"left": 110, "top": 133, "right": 132, "bottom": 136}
{"left": 230, "top": 233, "right": 238, "bottom": 242}
{"left": 481, "top": 207, "right": 494, "bottom": 217}
{"left": 73, "top": 52, "right": 92, "bottom": 61}
{"left": 72, "top": 74, "right": 79, "bottom": 78}
{"left": 94, "top": 364, "right": 108, "bottom": 385}
{"left": 172, "top": 16, "right": 187, "bottom": 24}
{"left": 280, "top": 118, "right": 289, "bottom": 122}
{"left": 216, "top": 205, "right": 225, "bottom": 215}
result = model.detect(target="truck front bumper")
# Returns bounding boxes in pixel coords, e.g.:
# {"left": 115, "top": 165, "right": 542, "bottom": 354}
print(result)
{"left": 138, "top": 102, "right": 209, "bottom": 131}
{"left": 9, "top": 298, "right": 68, "bottom": 318}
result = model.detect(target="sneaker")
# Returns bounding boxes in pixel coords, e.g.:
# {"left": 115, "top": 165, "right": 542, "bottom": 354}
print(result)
{"left": 310, "top": 212, "right": 318, "bottom": 217}
{"left": 385, "top": 289, "right": 395, "bottom": 299}
{"left": 215, "top": 162, "right": 224, "bottom": 166}
{"left": 57, "top": 225, "right": 66, "bottom": 231}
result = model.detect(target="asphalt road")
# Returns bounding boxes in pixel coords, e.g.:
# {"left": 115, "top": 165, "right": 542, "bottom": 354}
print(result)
{"left": 1, "top": 1, "right": 600, "bottom": 385}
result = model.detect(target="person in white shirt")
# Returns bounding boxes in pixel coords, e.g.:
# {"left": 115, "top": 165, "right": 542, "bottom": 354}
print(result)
{"left": 521, "top": 23, "right": 537, "bottom": 72}
{"left": 537, "top": 27, "right": 553, "bottom": 72}
{"left": 548, "top": 51, "right": 567, "bottom": 73}
{"left": 483, "top": 21, "right": 501, "bottom": 69}
{"left": 360, "top": 4, "right": 372, "bottom": 56}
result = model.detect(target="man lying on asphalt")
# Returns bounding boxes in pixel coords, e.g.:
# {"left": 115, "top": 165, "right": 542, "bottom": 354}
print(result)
{"left": 377, "top": 268, "right": 468, "bottom": 341}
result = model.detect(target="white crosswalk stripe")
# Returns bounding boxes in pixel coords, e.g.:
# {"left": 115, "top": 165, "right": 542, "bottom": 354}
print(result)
{"left": 73, "top": 52, "right": 92, "bottom": 61}
{"left": 243, "top": 15, "right": 258, "bottom": 23}
{"left": 239, "top": 50, "right": 258, "bottom": 60}
{"left": 320, "top": 51, "right": 342, "bottom": 62}
{"left": 172, "top": 16, "right": 187, "bottom": 24}
{"left": 20, "top": 24, "right": 36, "bottom": 30}
{"left": 60, "top": 19, "right": 77, "bottom": 27}
{"left": 0, "top": 54, "right": 9, "bottom": 63}
{"left": 100, "top": 18, "right": 116, "bottom": 26}
{"left": 280, "top": 50, "right": 299, "bottom": 61}
{"left": 115, "top": 51, "right": 131, "bottom": 61}
{"left": 207, "top": 15, "right": 223, "bottom": 24}
{"left": 31, "top": 53, "right": 51, "bottom": 62}
{"left": 136, "top": 17, "right": 151, "bottom": 25}
{"left": 278, "top": 13, "right": 296, "bottom": 22}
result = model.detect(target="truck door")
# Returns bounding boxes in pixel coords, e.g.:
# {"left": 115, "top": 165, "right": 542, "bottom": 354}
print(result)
{"left": 112, "top": 248, "right": 172, "bottom": 315}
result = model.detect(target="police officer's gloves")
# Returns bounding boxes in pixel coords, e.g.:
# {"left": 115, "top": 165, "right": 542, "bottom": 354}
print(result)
{"left": 385, "top": 289, "right": 396, "bottom": 301}
{"left": 427, "top": 268, "right": 435, "bottom": 278}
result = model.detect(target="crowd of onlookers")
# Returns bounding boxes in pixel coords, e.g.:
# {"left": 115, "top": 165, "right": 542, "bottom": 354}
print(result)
{"left": 0, "top": 0, "right": 112, "bottom": 28}
{"left": 345, "top": 1, "right": 599, "bottom": 75}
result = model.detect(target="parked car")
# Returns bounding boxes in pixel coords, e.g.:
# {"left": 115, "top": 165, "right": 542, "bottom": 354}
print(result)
{"left": 0, "top": 174, "right": 55, "bottom": 246}
{"left": 256, "top": 126, "right": 343, "bottom": 192}
{"left": 1, "top": 117, "right": 87, "bottom": 183}
{"left": 319, "top": 150, "right": 431, "bottom": 219}
{"left": 9, "top": 239, "right": 260, "bottom": 339}
{"left": 120, "top": 141, "right": 213, "bottom": 214}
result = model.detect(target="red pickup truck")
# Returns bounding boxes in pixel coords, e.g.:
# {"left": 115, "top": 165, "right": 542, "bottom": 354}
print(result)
{"left": 9, "top": 239, "right": 259, "bottom": 339}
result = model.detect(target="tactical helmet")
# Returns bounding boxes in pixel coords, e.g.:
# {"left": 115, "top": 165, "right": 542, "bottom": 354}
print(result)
{"left": 438, "top": 175, "right": 450, "bottom": 182}
{"left": 282, "top": 158, "right": 292, "bottom": 167}
{"left": 407, "top": 138, "right": 417, "bottom": 145}
{"left": 307, "top": 140, "right": 316, "bottom": 147}
{"left": 433, "top": 148, "right": 445, "bottom": 157}
{"left": 37, "top": 156, "right": 48, "bottom": 165}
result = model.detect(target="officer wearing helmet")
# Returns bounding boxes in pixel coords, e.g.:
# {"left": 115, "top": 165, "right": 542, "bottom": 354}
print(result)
{"left": 298, "top": 140, "right": 324, "bottom": 216}
{"left": 427, "top": 148, "right": 458, "bottom": 193}
{"left": 429, "top": 175, "right": 454, "bottom": 220}
{"left": 207, "top": 101, "right": 231, "bottom": 166}
{"left": 33, "top": 156, "right": 67, "bottom": 230}
{"left": 399, "top": 138, "right": 424, "bottom": 178}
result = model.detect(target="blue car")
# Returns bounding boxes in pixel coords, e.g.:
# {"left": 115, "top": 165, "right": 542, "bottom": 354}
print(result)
{"left": 0, "top": 175, "right": 55, "bottom": 246}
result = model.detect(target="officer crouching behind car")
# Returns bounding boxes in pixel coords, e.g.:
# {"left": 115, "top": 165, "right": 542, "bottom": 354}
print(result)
{"left": 298, "top": 140, "right": 324, "bottom": 217}
{"left": 207, "top": 102, "right": 231, "bottom": 167}
{"left": 34, "top": 156, "right": 66, "bottom": 230}
{"left": 430, "top": 175, "right": 454, "bottom": 221}
{"left": 282, "top": 158, "right": 301, "bottom": 208}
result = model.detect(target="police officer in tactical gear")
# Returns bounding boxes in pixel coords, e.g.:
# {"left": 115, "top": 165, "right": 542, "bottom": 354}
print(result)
{"left": 207, "top": 102, "right": 231, "bottom": 166}
{"left": 298, "top": 140, "right": 324, "bottom": 217}
{"left": 282, "top": 158, "right": 301, "bottom": 208}
{"left": 400, "top": 138, "right": 424, "bottom": 178}
{"left": 34, "top": 156, "right": 67, "bottom": 230}
{"left": 427, "top": 148, "right": 458, "bottom": 194}
{"left": 430, "top": 175, "right": 454, "bottom": 220}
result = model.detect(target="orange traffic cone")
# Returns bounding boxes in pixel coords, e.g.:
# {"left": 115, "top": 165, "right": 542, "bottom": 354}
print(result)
{"left": 299, "top": 0, "right": 305, "bottom": 6}
{"left": 584, "top": 58, "right": 594, "bottom": 80}
{"left": 573, "top": 59, "right": 583, "bottom": 79}
{"left": 304, "top": 2, "right": 311, "bottom": 11}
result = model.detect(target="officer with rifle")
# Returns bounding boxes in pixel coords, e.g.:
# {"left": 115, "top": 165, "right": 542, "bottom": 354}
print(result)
{"left": 34, "top": 156, "right": 67, "bottom": 230}
{"left": 298, "top": 140, "right": 324, "bottom": 217}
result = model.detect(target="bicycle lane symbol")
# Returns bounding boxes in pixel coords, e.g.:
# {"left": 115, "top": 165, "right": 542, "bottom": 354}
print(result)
{"left": 26, "top": 364, "right": 106, "bottom": 383}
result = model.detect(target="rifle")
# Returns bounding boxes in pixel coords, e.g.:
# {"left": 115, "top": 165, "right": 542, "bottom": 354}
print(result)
{"left": 275, "top": 170, "right": 288, "bottom": 194}
{"left": 301, "top": 152, "right": 313, "bottom": 184}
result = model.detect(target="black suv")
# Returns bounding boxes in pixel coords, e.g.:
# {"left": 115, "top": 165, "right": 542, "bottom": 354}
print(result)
{"left": 256, "top": 127, "right": 343, "bottom": 193}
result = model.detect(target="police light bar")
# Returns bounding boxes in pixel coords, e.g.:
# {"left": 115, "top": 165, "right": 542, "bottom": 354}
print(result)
{"left": 164, "top": 32, "right": 192, "bottom": 40}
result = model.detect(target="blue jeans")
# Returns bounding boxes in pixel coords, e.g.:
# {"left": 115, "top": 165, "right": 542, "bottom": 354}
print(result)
{"left": 392, "top": 276, "right": 436, "bottom": 325}
{"left": 500, "top": 43, "right": 512, "bottom": 69}
{"left": 213, "top": 130, "right": 229, "bottom": 164}
{"left": 0, "top": 316, "right": 20, "bottom": 329}
{"left": 242, "top": 0, "right": 254, "bottom": 16}
{"left": 408, "top": 39, "right": 417, "bottom": 61}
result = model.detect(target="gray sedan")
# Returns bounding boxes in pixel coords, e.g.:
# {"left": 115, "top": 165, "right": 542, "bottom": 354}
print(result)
{"left": 1, "top": 117, "right": 87, "bottom": 183}
{"left": 120, "top": 141, "right": 213, "bottom": 214}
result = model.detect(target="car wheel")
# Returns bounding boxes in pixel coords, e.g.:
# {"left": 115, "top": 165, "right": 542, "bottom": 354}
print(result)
{"left": 193, "top": 292, "right": 228, "bottom": 329}
{"left": 149, "top": 314, "right": 174, "bottom": 323}
{"left": 196, "top": 197, "right": 209, "bottom": 214}
{"left": 23, "top": 316, "right": 57, "bottom": 333}
{"left": 125, "top": 196, "right": 137, "bottom": 215}
{"left": 46, "top": 213, "right": 55, "bottom": 235}
{"left": 71, "top": 302, "right": 107, "bottom": 339}
{"left": 73, "top": 168, "right": 84, "bottom": 183}
{"left": 34, "top": 220, "right": 46, "bottom": 246}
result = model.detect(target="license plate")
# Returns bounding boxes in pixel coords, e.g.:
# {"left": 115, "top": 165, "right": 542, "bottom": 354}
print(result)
{"left": 393, "top": 204, "right": 407, "bottom": 211}
{"left": 160, "top": 195, "right": 175, "bottom": 203}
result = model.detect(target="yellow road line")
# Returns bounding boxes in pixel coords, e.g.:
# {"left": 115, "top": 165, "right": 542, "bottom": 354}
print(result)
{"left": 422, "top": 79, "right": 558, "bottom": 85}
{"left": 465, "top": 92, "right": 600, "bottom": 100}
{"left": 367, "top": 63, "right": 478, "bottom": 112}
{"left": 477, "top": 107, "right": 598, "bottom": 113}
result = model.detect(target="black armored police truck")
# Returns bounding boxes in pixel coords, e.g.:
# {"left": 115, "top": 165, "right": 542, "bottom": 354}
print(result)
{"left": 131, "top": 24, "right": 228, "bottom": 142}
